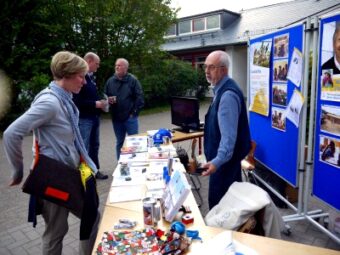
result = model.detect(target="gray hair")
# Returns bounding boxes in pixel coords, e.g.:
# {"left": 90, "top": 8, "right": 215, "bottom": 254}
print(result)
{"left": 116, "top": 58, "right": 129, "bottom": 68}
{"left": 215, "top": 50, "right": 230, "bottom": 69}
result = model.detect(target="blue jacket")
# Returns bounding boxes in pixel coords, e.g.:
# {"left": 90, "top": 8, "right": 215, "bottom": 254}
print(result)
{"left": 104, "top": 73, "right": 144, "bottom": 121}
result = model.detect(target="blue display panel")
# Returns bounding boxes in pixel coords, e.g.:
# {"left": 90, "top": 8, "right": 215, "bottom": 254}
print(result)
{"left": 313, "top": 14, "right": 340, "bottom": 210}
{"left": 249, "top": 24, "right": 304, "bottom": 186}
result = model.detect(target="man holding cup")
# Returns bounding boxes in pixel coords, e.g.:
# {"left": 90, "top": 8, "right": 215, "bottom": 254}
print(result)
{"left": 105, "top": 58, "right": 144, "bottom": 159}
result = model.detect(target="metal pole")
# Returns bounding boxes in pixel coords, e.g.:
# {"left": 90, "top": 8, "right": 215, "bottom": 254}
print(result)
{"left": 304, "top": 16, "right": 319, "bottom": 213}
{"left": 297, "top": 17, "right": 312, "bottom": 214}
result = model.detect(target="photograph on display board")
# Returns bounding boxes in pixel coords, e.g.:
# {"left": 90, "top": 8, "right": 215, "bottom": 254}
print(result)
{"left": 319, "top": 135, "right": 340, "bottom": 169}
{"left": 321, "top": 69, "right": 334, "bottom": 88}
{"left": 272, "top": 83, "right": 287, "bottom": 106}
{"left": 320, "top": 21, "right": 340, "bottom": 102}
{"left": 321, "top": 21, "right": 340, "bottom": 74}
{"left": 271, "top": 106, "right": 286, "bottom": 131}
{"left": 320, "top": 104, "right": 340, "bottom": 136}
{"left": 252, "top": 40, "right": 272, "bottom": 67}
{"left": 274, "top": 33, "right": 289, "bottom": 59}
{"left": 273, "top": 59, "right": 288, "bottom": 82}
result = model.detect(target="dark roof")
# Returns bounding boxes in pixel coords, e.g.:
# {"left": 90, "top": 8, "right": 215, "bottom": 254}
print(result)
{"left": 162, "top": 0, "right": 340, "bottom": 53}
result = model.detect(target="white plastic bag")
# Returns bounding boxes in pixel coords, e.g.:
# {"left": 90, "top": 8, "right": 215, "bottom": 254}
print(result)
{"left": 205, "top": 182, "right": 270, "bottom": 230}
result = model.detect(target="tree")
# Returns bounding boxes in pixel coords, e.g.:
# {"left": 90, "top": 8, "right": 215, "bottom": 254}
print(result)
{"left": 0, "top": 0, "right": 178, "bottom": 130}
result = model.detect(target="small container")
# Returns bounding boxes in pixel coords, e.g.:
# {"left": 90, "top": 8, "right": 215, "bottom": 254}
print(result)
{"left": 143, "top": 197, "right": 156, "bottom": 227}
{"left": 120, "top": 162, "right": 130, "bottom": 176}
{"left": 148, "top": 135, "right": 154, "bottom": 148}
{"left": 102, "top": 94, "right": 109, "bottom": 112}
{"left": 163, "top": 136, "right": 170, "bottom": 145}
{"left": 153, "top": 202, "right": 161, "bottom": 226}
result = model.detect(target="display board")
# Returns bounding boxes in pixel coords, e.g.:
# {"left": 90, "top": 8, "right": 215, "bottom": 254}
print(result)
{"left": 313, "top": 14, "right": 340, "bottom": 210}
{"left": 249, "top": 24, "right": 304, "bottom": 186}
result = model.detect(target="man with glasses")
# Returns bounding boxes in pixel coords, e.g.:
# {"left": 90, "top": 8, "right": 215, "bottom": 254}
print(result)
{"left": 105, "top": 58, "right": 144, "bottom": 160}
{"left": 201, "top": 50, "right": 251, "bottom": 209}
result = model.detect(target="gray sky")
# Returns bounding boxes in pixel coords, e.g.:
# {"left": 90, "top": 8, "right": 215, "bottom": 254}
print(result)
{"left": 170, "top": 0, "right": 293, "bottom": 17}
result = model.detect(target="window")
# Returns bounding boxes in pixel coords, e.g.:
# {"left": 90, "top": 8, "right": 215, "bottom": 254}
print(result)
{"left": 175, "top": 14, "right": 221, "bottom": 36}
{"left": 206, "top": 15, "right": 220, "bottom": 30}
{"left": 193, "top": 18, "right": 204, "bottom": 32}
{"left": 166, "top": 24, "right": 176, "bottom": 36}
{"left": 179, "top": 20, "right": 191, "bottom": 34}
{"left": 195, "top": 56, "right": 206, "bottom": 70}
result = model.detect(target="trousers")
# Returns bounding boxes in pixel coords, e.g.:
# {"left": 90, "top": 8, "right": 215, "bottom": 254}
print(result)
{"left": 41, "top": 200, "right": 100, "bottom": 255}
{"left": 79, "top": 117, "right": 100, "bottom": 169}
{"left": 112, "top": 116, "right": 139, "bottom": 159}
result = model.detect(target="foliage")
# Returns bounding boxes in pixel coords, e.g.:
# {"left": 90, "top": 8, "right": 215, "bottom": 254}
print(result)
{"left": 0, "top": 0, "right": 182, "bottom": 130}
{"left": 134, "top": 57, "right": 209, "bottom": 108}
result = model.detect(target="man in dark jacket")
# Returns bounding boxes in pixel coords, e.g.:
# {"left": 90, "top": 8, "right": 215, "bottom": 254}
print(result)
{"left": 201, "top": 50, "right": 251, "bottom": 209}
{"left": 105, "top": 58, "right": 144, "bottom": 159}
{"left": 73, "top": 52, "right": 108, "bottom": 179}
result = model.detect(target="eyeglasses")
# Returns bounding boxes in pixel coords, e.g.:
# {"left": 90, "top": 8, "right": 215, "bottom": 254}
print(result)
{"left": 202, "top": 64, "right": 225, "bottom": 71}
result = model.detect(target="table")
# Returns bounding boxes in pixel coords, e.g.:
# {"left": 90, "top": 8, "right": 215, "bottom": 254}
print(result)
{"left": 171, "top": 130, "right": 203, "bottom": 155}
{"left": 134, "top": 130, "right": 204, "bottom": 154}
{"left": 171, "top": 130, "right": 203, "bottom": 143}
{"left": 92, "top": 134, "right": 339, "bottom": 255}
{"left": 93, "top": 188, "right": 339, "bottom": 255}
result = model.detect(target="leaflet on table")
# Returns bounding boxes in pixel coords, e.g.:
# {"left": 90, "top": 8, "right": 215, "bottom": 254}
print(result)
{"left": 145, "top": 161, "right": 166, "bottom": 191}
{"left": 120, "top": 136, "right": 148, "bottom": 154}
{"left": 119, "top": 152, "right": 149, "bottom": 163}
{"left": 112, "top": 161, "right": 167, "bottom": 187}
{"left": 112, "top": 165, "right": 147, "bottom": 186}
{"left": 191, "top": 231, "right": 258, "bottom": 255}
{"left": 148, "top": 146, "right": 177, "bottom": 159}
{"left": 108, "top": 185, "right": 143, "bottom": 203}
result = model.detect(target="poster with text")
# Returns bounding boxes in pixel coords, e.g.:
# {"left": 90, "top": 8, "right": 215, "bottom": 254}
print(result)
{"left": 249, "top": 40, "right": 272, "bottom": 116}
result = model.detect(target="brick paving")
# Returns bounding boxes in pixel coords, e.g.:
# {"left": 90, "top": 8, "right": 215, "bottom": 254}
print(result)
{"left": 0, "top": 105, "right": 339, "bottom": 254}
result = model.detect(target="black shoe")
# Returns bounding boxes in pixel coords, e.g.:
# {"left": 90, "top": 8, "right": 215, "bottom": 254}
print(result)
{"left": 96, "top": 171, "right": 108, "bottom": 180}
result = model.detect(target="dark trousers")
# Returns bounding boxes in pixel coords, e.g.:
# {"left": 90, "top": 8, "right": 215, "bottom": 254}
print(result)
{"left": 208, "top": 160, "right": 242, "bottom": 209}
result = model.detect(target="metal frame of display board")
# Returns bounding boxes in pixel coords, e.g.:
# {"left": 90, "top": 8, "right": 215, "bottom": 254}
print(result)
{"left": 248, "top": 15, "right": 340, "bottom": 244}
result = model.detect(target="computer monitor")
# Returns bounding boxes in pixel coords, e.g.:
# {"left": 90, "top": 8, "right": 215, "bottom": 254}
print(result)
{"left": 170, "top": 96, "right": 201, "bottom": 133}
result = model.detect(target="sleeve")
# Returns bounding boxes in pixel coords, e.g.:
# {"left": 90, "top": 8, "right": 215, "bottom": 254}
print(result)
{"left": 104, "top": 78, "right": 112, "bottom": 96}
{"left": 132, "top": 77, "right": 144, "bottom": 116}
{"left": 3, "top": 94, "right": 59, "bottom": 181}
{"left": 211, "top": 90, "right": 241, "bottom": 168}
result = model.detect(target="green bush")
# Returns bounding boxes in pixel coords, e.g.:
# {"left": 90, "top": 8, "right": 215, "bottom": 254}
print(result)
{"left": 135, "top": 58, "right": 209, "bottom": 108}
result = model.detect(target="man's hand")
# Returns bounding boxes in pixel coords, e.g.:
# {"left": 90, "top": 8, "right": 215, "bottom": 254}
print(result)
{"left": 96, "top": 100, "right": 107, "bottom": 110}
{"left": 201, "top": 162, "right": 216, "bottom": 176}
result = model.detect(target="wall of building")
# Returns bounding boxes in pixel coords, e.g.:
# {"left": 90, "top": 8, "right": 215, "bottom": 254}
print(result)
{"left": 225, "top": 45, "right": 248, "bottom": 98}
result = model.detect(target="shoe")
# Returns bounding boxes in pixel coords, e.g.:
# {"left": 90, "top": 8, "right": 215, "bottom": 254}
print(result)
{"left": 96, "top": 171, "right": 108, "bottom": 180}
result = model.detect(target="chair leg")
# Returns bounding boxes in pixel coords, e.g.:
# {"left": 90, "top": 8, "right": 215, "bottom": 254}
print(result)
{"left": 189, "top": 174, "right": 203, "bottom": 207}
{"left": 242, "top": 169, "right": 249, "bottom": 182}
